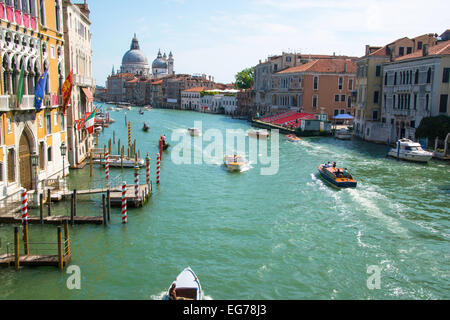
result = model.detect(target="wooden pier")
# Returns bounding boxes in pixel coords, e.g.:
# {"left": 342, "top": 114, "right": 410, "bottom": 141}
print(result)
{"left": 0, "top": 214, "right": 103, "bottom": 225}
{"left": 110, "top": 184, "right": 151, "bottom": 208}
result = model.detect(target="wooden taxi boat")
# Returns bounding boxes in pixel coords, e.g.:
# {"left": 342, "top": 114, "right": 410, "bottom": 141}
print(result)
{"left": 317, "top": 164, "right": 357, "bottom": 189}
{"left": 286, "top": 134, "right": 302, "bottom": 142}
{"left": 224, "top": 155, "right": 246, "bottom": 172}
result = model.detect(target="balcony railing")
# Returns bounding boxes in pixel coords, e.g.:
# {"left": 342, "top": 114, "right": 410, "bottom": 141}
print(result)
{"left": 0, "top": 4, "right": 37, "bottom": 31}
{"left": 0, "top": 94, "right": 62, "bottom": 111}
{"left": 75, "top": 75, "right": 95, "bottom": 88}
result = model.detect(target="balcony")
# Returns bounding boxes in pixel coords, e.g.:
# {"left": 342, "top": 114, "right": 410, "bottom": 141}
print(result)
{"left": 0, "top": 5, "right": 37, "bottom": 31}
{"left": 393, "top": 85, "right": 412, "bottom": 93}
{"left": 0, "top": 94, "right": 62, "bottom": 111}
{"left": 75, "top": 75, "right": 95, "bottom": 88}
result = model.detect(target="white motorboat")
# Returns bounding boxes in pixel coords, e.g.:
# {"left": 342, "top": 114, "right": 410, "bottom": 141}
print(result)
{"left": 165, "top": 267, "right": 203, "bottom": 300}
{"left": 95, "top": 155, "right": 145, "bottom": 168}
{"left": 188, "top": 128, "right": 201, "bottom": 136}
{"left": 224, "top": 155, "right": 246, "bottom": 172}
{"left": 388, "top": 139, "right": 433, "bottom": 163}
{"left": 335, "top": 128, "right": 353, "bottom": 140}
{"left": 248, "top": 130, "right": 270, "bottom": 139}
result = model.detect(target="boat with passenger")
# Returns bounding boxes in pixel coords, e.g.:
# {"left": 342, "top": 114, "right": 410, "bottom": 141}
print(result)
{"left": 143, "top": 122, "right": 149, "bottom": 132}
{"left": 248, "top": 130, "right": 270, "bottom": 139}
{"left": 317, "top": 163, "right": 357, "bottom": 189}
{"left": 164, "top": 267, "right": 203, "bottom": 300}
{"left": 224, "top": 155, "right": 246, "bottom": 172}
{"left": 188, "top": 128, "right": 201, "bottom": 136}
{"left": 388, "top": 139, "right": 433, "bottom": 163}
{"left": 286, "top": 134, "right": 302, "bottom": 142}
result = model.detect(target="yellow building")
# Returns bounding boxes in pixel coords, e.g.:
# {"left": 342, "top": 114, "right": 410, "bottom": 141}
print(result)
{"left": 0, "top": 0, "right": 68, "bottom": 205}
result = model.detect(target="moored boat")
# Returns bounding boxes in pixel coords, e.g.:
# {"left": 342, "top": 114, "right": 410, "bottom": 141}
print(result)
{"left": 317, "top": 164, "right": 357, "bottom": 189}
{"left": 139, "top": 108, "right": 144, "bottom": 115}
{"left": 224, "top": 155, "right": 246, "bottom": 172}
{"left": 188, "top": 128, "right": 201, "bottom": 136}
{"left": 335, "top": 128, "right": 352, "bottom": 140}
{"left": 248, "top": 130, "right": 270, "bottom": 139}
{"left": 286, "top": 134, "right": 302, "bottom": 142}
{"left": 388, "top": 139, "right": 433, "bottom": 163}
{"left": 95, "top": 155, "right": 145, "bottom": 168}
{"left": 165, "top": 267, "right": 203, "bottom": 300}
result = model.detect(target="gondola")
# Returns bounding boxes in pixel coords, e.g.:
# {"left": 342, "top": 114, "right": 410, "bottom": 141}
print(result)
{"left": 143, "top": 123, "right": 149, "bottom": 132}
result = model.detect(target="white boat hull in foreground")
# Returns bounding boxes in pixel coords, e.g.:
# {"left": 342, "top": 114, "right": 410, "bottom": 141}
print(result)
{"left": 165, "top": 267, "right": 203, "bottom": 300}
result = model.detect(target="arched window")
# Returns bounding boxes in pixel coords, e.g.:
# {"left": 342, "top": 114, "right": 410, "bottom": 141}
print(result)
{"left": 55, "top": 0, "right": 61, "bottom": 31}
{"left": 426, "top": 68, "right": 432, "bottom": 84}
{"left": 384, "top": 73, "right": 388, "bottom": 86}
{"left": 425, "top": 94, "right": 429, "bottom": 111}
{"left": 39, "top": 0, "right": 45, "bottom": 25}
{"left": 415, "top": 69, "right": 419, "bottom": 84}
{"left": 394, "top": 72, "right": 397, "bottom": 85}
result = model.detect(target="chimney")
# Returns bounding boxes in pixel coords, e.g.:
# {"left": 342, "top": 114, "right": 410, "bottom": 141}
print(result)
{"left": 344, "top": 62, "right": 347, "bottom": 73}
{"left": 422, "top": 44, "right": 429, "bottom": 57}
{"left": 76, "top": 1, "right": 91, "bottom": 19}
{"left": 365, "top": 45, "right": 370, "bottom": 56}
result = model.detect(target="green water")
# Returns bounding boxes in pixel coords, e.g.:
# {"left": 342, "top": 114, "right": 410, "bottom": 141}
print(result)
{"left": 0, "top": 106, "right": 449, "bottom": 300}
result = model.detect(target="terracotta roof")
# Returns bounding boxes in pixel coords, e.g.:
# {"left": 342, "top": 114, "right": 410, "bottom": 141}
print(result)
{"left": 152, "top": 80, "right": 163, "bottom": 85}
{"left": 183, "top": 86, "right": 208, "bottom": 92}
{"left": 110, "top": 72, "right": 135, "bottom": 79}
{"left": 126, "top": 78, "right": 139, "bottom": 83}
{"left": 276, "top": 58, "right": 356, "bottom": 74}
{"left": 369, "top": 46, "right": 389, "bottom": 57}
{"left": 395, "top": 40, "right": 450, "bottom": 61}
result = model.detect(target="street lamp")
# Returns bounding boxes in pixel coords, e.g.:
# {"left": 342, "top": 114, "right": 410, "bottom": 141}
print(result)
{"left": 60, "top": 142, "right": 67, "bottom": 179}
{"left": 30, "top": 152, "right": 39, "bottom": 205}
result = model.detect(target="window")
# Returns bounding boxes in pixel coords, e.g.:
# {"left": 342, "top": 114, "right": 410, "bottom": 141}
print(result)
{"left": 393, "top": 95, "right": 396, "bottom": 108}
{"left": 417, "top": 41, "right": 423, "bottom": 50}
{"left": 347, "top": 96, "right": 352, "bottom": 108}
{"left": 414, "top": 94, "right": 417, "bottom": 110}
{"left": 273, "top": 64, "right": 278, "bottom": 72}
{"left": 348, "top": 79, "right": 353, "bottom": 91}
{"left": 46, "top": 114, "right": 52, "bottom": 134}
{"left": 427, "top": 68, "right": 432, "bottom": 84}
{"left": 312, "top": 95, "right": 318, "bottom": 109}
{"left": 375, "top": 65, "right": 381, "bottom": 77}
{"left": 374, "top": 91, "right": 379, "bottom": 104}
{"left": 7, "top": 148, "right": 15, "bottom": 183}
{"left": 39, "top": 0, "right": 45, "bottom": 25}
{"left": 50, "top": 46, "right": 55, "bottom": 59}
{"left": 384, "top": 73, "right": 388, "bottom": 85}
{"left": 372, "top": 110, "right": 378, "bottom": 120}
{"left": 394, "top": 72, "right": 397, "bottom": 85}
{"left": 335, "top": 95, "right": 340, "bottom": 102}
{"left": 286, "top": 56, "right": 291, "bottom": 62}
{"left": 440, "top": 94, "right": 448, "bottom": 113}
{"left": 407, "top": 47, "right": 412, "bottom": 55}
{"left": 313, "top": 76, "right": 318, "bottom": 90}
{"left": 341, "top": 95, "right": 346, "bottom": 102}
{"left": 410, "top": 121, "right": 416, "bottom": 128}
{"left": 415, "top": 69, "right": 419, "bottom": 84}
{"left": 39, "top": 142, "right": 45, "bottom": 170}
{"left": 334, "top": 109, "right": 339, "bottom": 116}
{"left": 425, "top": 94, "right": 429, "bottom": 111}
{"left": 443, "top": 68, "right": 450, "bottom": 83}
{"left": 340, "top": 109, "right": 345, "bottom": 114}
{"left": 338, "top": 77, "right": 343, "bottom": 90}
{"left": 55, "top": 0, "right": 61, "bottom": 32}
{"left": 399, "top": 47, "right": 404, "bottom": 56}
{"left": 47, "top": 147, "right": 52, "bottom": 162}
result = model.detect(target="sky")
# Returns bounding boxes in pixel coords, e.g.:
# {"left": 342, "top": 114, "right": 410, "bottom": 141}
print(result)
{"left": 88, "top": 0, "right": 449, "bottom": 86}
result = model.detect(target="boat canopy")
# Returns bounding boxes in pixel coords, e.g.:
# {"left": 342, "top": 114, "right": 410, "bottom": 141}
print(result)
{"left": 333, "top": 114, "right": 354, "bottom": 120}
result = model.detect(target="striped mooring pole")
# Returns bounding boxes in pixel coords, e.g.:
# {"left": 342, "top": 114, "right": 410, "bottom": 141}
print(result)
{"left": 122, "top": 182, "right": 127, "bottom": 224}
{"left": 105, "top": 151, "right": 110, "bottom": 180}
{"left": 134, "top": 165, "right": 139, "bottom": 200}
{"left": 128, "top": 121, "right": 131, "bottom": 147}
{"left": 156, "top": 153, "right": 161, "bottom": 185}
{"left": 21, "top": 188, "right": 28, "bottom": 223}
{"left": 146, "top": 154, "right": 150, "bottom": 186}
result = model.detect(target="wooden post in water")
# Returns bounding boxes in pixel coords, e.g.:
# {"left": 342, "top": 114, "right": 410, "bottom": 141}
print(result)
{"left": 70, "top": 192, "right": 75, "bottom": 226}
{"left": 23, "top": 222, "right": 29, "bottom": 256}
{"left": 108, "top": 139, "right": 112, "bottom": 155}
{"left": 57, "top": 227, "right": 63, "bottom": 271}
{"left": 113, "top": 130, "right": 115, "bottom": 145}
{"left": 118, "top": 139, "right": 121, "bottom": 155}
{"left": 47, "top": 189, "right": 52, "bottom": 216}
{"left": 96, "top": 132, "right": 99, "bottom": 145}
{"left": 107, "top": 189, "right": 111, "bottom": 222}
{"left": 90, "top": 152, "right": 93, "bottom": 178}
{"left": 102, "top": 194, "right": 107, "bottom": 226}
{"left": 39, "top": 194, "right": 44, "bottom": 225}
{"left": 14, "top": 227, "right": 20, "bottom": 271}
{"left": 121, "top": 146, "right": 124, "bottom": 169}
{"left": 64, "top": 220, "right": 70, "bottom": 256}
{"left": 73, "top": 190, "right": 77, "bottom": 217}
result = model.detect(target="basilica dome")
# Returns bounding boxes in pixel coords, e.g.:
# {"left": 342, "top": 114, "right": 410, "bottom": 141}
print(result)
{"left": 120, "top": 34, "right": 150, "bottom": 76}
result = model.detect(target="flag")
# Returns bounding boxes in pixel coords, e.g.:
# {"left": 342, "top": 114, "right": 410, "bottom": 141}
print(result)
{"left": 34, "top": 70, "right": 48, "bottom": 112}
{"left": 84, "top": 109, "right": 97, "bottom": 134}
{"left": 61, "top": 70, "right": 73, "bottom": 115}
{"left": 16, "top": 65, "right": 25, "bottom": 107}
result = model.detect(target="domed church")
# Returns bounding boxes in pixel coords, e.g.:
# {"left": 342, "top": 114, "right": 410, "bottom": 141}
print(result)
{"left": 120, "top": 34, "right": 150, "bottom": 76}
{"left": 120, "top": 34, "right": 174, "bottom": 78}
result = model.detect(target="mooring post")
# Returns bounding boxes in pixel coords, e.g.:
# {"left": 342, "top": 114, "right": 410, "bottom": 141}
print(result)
{"left": 107, "top": 189, "right": 111, "bottom": 222}
{"left": 121, "top": 146, "right": 124, "bottom": 169}
{"left": 47, "top": 188, "right": 52, "bottom": 216}
{"left": 102, "top": 194, "right": 107, "bottom": 226}
{"left": 113, "top": 130, "right": 115, "bottom": 145}
{"left": 57, "top": 226, "right": 63, "bottom": 271}
{"left": 14, "top": 227, "right": 20, "bottom": 271}
{"left": 64, "top": 220, "right": 70, "bottom": 256}
{"left": 73, "top": 189, "right": 77, "bottom": 217}
{"left": 108, "top": 139, "right": 112, "bottom": 155}
{"left": 118, "top": 139, "right": 121, "bottom": 155}
{"left": 70, "top": 191, "right": 74, "bottom": 226}
{"left": 39, "top": 193, "right": 44, "bottom": 225}
{"left": 122, "top": 182, "right": 127, "bottom": 224}
{"left": 23, "top": 222, "right": 29, "bottom": 256}
{"left": 90, "top": 151, "right": 93, "bottom": 178}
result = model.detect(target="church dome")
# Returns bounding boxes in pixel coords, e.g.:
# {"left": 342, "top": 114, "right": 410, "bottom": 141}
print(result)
{"left": 152, "top": 58, "right": 167, "bottom": 69}
{"left": 121, "top": 34, "right": 149, "bottom": 66}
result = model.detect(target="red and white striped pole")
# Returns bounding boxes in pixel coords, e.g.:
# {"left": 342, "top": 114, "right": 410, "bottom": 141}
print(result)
{"left": 122, "top": 182, "right": 127, "bottom": 224}
{"left": 21, "top": 188, "right": 28, "bottom": 240}
{"left": 105, "top": 151, "right": 110, "bottom": 181}
{"left": 146, "top": 154, "right": 150, "bottom": 187}
{"left": 134, "top": 166, "right": 139, "bottom": 200}
{"left": 156, "top": 153, "right": 161, "bottom": 184}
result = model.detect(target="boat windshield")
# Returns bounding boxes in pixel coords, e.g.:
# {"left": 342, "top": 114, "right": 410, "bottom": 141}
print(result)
{"left": 406, "top": 146, "right": 422, "bottom": 151}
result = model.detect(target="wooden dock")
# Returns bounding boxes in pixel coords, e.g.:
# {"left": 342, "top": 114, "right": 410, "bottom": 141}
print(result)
{"left": 0, "top": 254, "right": 71, "bottom": 268}
{"left": 0, "top": 214, "right": 103, "bottom": 225}
{"left": 110, "top": 184, "right": 151, "bottom": 208}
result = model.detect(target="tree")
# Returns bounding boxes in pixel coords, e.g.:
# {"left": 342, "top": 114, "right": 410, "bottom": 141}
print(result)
{"left": 416, "top": 115, "right": 450, "bottom": 140}
{"left": 234, "top": 67, "right": 254, "bottom": 90}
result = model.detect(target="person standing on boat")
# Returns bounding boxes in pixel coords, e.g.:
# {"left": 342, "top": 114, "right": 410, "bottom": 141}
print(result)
{"left": 169, "top": 284, "right": 177, "bottom": 300}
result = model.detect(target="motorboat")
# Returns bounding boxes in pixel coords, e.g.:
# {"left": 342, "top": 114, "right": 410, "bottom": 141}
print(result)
{"left": 164, "top": 267, "right": 203, "bottom": 300}
{"left": 139, "top": 108, "right": 144, "bottom": 115}
{"left": 248, "top": 130, "right": 270, "bottom": 139}
{"left": 317, "top": 164, "right": 357, "bottom": 189}
{"left": 144, "top": 105, "right": 152, "bottom": 110}
{"left": 188, "top": 128, "right": 201, "bottom": 136}
{"left": 286, "top": 134, "right": 302, "bottom": 142}
{"left": 224, "top": 155, "right": 246, "bottom": 172}
{"left": 95, "top": 155, "right": 145, "bottom": 168}
{"left": 335, "top": 128, "right": 353, "bottom": 140}
{"left": 388, "top": 139, "right": 433, "bottom": 163}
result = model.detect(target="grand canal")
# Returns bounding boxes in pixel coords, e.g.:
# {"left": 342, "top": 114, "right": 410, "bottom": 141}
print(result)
{"left": 0, "top": 106, "right": 449, "bottom": 300}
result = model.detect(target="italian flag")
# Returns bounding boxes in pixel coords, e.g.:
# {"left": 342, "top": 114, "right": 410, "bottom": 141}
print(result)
{"left": 84, "top": 109, "right": 97, "bottom": 134}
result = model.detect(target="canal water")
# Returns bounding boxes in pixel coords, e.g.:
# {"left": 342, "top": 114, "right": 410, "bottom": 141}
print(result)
{"left": 0, "top": 105, "right": 449, "bottom": 300}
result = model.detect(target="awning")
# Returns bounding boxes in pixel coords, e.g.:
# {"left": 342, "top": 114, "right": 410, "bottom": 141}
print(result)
{"left": 82, "top": 88, "right": 94, "bottom": 103}
{"left": 333, "top": 114, "right": 354, "bottom": 120}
